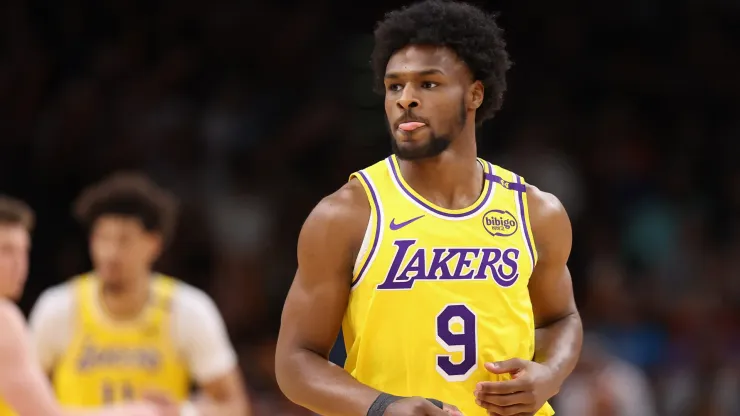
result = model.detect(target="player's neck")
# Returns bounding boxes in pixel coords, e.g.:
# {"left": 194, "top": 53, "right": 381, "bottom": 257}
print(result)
{"left": 398, "top": 132, "right": 482, "bottom": 210}
{"left": 99, "top": 273, "right": 152, "bottom": 321}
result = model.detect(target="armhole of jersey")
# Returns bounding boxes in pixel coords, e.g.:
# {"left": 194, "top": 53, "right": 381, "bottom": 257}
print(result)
{"left": 348, "top": 170, "right": 383, "bottom": 291}
{"left": 514, "top": 174, "right": 538, "bottom": 267}
{"left": 74, "top": 275, "right": 91, "bottom": 327}
{"left": 151, "top": 275, "right": 177, "bottom": 326}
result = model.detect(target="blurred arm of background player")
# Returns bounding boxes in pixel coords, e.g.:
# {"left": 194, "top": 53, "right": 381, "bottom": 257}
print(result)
{"left": 28, "top": 282, "right": 252, "bottom": 416}
{"left": 141, "top": 284, "right": 252, "bottom": 416}
{"left": 275, "top": 179, "right": 451, "bottom": 416}
{"left": 0, "top": 299, "right": 159, "bottom": 416}
{"left": 476, "top": 185, "right": 583, "bottom": 415}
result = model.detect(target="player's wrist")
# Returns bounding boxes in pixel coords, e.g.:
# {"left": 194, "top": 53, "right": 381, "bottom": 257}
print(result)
{"left": 366, "top": 393, "right": 444, "bottom": 415}
{"left": 180, "top": 400, "right": 201, "bottom": 416}
{"left": 425, "top": 398, "right": 443, "bottom": 409}
{"left": 366, "top": 392, "right": 403, "bottom": 416}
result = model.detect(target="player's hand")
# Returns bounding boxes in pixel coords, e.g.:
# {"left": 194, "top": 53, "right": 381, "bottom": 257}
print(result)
{"left": 104, "top": 402, "right": 162, "bottom": 416}
{"left": 474, "top": 359, "right": 559, "bottom": 416}
{"left": 140, "top": 391, "right": 180, "bottom": 416}
{"left": 442, "top": 402, "right": 464, "bottom": 415}
{"left": 385, "top": 396, "right": 463, "bottom": 415}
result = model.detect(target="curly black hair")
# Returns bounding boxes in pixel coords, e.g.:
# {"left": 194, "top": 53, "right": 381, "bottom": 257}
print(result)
{"left": 74, "top": 172, "right": 179, "bottom": 243}
{"left": 371, "top": 0, "right": 512, "bottom": 124}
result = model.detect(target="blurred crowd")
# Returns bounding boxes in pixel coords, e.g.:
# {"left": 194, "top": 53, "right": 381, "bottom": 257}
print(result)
{"left": 1, "top": 0, "right": 739, "bottom": 415}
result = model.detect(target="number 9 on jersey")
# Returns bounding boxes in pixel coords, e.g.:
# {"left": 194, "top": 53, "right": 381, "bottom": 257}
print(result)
{"left": 435, "top": 304, "right": 478, "bottom": 381}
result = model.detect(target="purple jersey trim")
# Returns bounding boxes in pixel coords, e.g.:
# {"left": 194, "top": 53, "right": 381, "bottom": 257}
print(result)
{"left": 515, "top": 174, "right": 536, "bottom": 264}
{"left": 351, "top": 171, "right": 382, "bottom": 288}
{"left": 387, "top": 156, "right": 493, "bottom": 218}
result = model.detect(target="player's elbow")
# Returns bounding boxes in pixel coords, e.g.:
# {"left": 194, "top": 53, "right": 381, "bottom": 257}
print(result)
{"left": 274, "top": 348, "right": 297, "bottom": 401}
{"left": 274, "top": 344, "right": 311, "bottom": 404}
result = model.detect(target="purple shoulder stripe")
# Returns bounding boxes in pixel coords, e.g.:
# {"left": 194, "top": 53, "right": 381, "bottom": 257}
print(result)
{"left": 484, "top": 172, "right": 527, "bottom": 192}
{"left": 514, "top": 174, "right": 536, "bottom": 264}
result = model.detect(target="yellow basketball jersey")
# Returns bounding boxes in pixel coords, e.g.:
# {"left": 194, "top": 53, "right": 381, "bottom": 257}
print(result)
{"left": 53, "top": 274, "right": 190, "bottom": 407}
{"left": 0, "top": 399, "right": 14, "bottom": 416}
{"left": 342, "top": 155, "right": 554, "bottom": 416}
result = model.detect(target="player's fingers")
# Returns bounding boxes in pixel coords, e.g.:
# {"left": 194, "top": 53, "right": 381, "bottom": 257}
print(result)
{"left": 484, "top": 359, "right": 527, "bottom": 375}
{"left": 140, "top": 392, "right": 167, "bottom": 403}
{"left": 476, "top": 379, "right": 529, "bottom": 395}
{"left": 474, "top": 399, "right": 535, "bottom": 415}
{"left": 475, "top": 391, "right": 534, "bottom": 407}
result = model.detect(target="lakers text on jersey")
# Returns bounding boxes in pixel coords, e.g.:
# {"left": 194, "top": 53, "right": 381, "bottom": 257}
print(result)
{"left": 52, "top": 275, "right": 189, "bottom": 407}
{"left": 342, "top": 155, "right": 554, "bottom": 416}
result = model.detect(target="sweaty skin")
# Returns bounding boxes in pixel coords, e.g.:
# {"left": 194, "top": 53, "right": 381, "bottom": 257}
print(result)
{"left": 276, "top": 43, "right": 582, "bottom": 416}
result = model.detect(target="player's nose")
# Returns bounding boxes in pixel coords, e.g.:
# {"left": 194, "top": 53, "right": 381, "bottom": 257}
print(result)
{"left": 396, "top": 98, "right": 420, "bottom": 110}
{"left": 396, "top": 87, "right": 420, "bottom": 110}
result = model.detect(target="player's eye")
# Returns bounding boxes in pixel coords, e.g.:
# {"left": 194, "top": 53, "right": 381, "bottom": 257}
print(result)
{"left": 387, "top": 84, "right": 403, "bottom": 92}
{"left": 421, "top": 81, "right": 438, "bottom": 89}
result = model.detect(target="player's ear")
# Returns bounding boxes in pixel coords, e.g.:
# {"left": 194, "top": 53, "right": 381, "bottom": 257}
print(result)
{"left": 146, "top": 232, "right": 164, "bottom": 262}
{"left": 469, "top": 80, "right": 484, "bottom": 110}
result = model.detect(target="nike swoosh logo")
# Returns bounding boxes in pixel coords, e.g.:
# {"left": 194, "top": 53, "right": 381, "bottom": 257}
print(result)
{"left": 389, "top": 215, "right": 425, "bottom": 230}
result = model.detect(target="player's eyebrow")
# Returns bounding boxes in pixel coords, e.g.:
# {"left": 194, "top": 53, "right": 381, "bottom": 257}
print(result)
{"left": 384, "top": 69, "right": 446, "bottom": 79}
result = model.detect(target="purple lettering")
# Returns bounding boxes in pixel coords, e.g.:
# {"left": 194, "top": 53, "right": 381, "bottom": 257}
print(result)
{"left": 377, "top": 240, "right": 522, "bottom": 290}
{"left": 377, "top": 239, "right": 418, "bottom": 290}
{"left": 474, "top": 248, "right": 502, "bottom": 280}
{"left": 429, "top": 248, "right": 455, "bottom": 279}
{"left": 494, "top": 248, "right": 520, "bottom": 287}
{"left": 399, "top": 249, "right": 427, "bottom": 280}
{"left": 447, "top": 248, "right": 481, "bottom": 280}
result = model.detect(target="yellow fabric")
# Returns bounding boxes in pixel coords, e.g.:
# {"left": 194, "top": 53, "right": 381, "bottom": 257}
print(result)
{"left": 0, "top": 398, "right": 15, "bottom": 416}
{"left": 343, "top": 155, "right": 553, "bottom": 416}
{"left": 53, "top": 274, "right": 189, "bottom": 407}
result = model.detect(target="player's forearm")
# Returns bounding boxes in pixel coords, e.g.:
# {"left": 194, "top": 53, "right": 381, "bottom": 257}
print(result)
{"left": 534, "top": 311, "right": 583, "bottom": 386}
{"left": 276, "top": 348, "right": 382, "bottom": 416}
{"left": 192, "top": 396, "right": 251, "bottom": 416}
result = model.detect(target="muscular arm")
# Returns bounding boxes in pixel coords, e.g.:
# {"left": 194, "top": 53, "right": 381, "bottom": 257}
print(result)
{"left": 275, "top": 180, "right": 384, "bottom": 416}
{"left": 527, "top": 185, "right": 583, "bottom": 388}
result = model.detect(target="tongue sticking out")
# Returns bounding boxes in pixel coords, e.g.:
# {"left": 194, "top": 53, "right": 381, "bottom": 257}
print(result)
{"left": 399, "top": 122, "right": 426, "bottom": 132}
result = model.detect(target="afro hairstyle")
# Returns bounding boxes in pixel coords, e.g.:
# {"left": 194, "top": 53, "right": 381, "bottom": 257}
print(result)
{"left": 371, "top": 0, "right": 512, "bottom": 124}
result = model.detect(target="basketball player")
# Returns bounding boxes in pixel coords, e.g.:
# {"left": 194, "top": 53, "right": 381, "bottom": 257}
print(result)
{"left": 28, "top": 173, "right": 251, "bottom": 416}
{"left": 275, "top": 1, "right": 583, "bottom": 415}
{"left": 0, "top": 195, "right": 159, "bottom": 416}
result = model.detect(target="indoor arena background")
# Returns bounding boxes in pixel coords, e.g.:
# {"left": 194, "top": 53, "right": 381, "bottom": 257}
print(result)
{"left": 1, "top": 0, "right": 739, "bottom": 415}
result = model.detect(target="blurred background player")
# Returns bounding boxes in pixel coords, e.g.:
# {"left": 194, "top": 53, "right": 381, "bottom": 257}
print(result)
{"left": 28, "top": 173, "right": 252, "bottom": 416}
{"left": 0, "top": 195, "right": 159, "bottom": 416}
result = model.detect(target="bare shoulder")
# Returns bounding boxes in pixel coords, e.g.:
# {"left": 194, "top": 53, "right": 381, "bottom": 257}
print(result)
{"left": 525, "top": 184, "right": 572, "bottom": 259}
{"left": 305, "top": 179, "right": 369, "bottom": 228}
{"left": 299, "top": 179, "right": 370, "bottom": 259}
